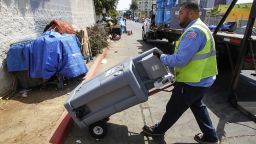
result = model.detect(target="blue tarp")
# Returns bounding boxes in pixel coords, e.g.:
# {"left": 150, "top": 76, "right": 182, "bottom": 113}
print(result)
{"left": 155, "top": 0, "right": 164, "bottom": 26}
{"left": 29, "top": 30, "right": 88, "bottom": 79}
{"left": 59, "top": 34, "right": 88, "bottom": 78}
{"left": 29, "top": 30, "right": 62, "bottom": 79}
{"left": 7, "top": 30, "right": 88, "bottom": 79}
{"left": 7, "top": 42, "right": 30, "bottom": 72}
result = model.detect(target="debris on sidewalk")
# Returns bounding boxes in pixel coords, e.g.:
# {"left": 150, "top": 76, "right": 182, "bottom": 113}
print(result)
{"left": 19, "top": 89, "right": 31, "bottom": 98}
{"left": 0, "top": 97, "right": 8, "bottom": 111}
{"left": 101, "top": 59, "right": 108, "bottom": 64}
{"left": 127, "top": 29, "right": 133, "bottom": 35}
{"left": 43, "top": 19, "right": 75, "bottom": 34}
{"left": 76, "top": 29, "right": 92, "bottom": 62}
{"left": 76, "top": 139, "right": 82, "bottom": 143}
{"left": 111, "top": 34, "right": 121, "bottom": 41}
{"left": 87, "top": 24, "right": 109, "bottom": 56}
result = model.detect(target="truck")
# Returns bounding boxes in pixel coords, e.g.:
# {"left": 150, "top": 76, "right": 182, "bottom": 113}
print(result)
{"left": 142, "top": 0, "right": 206, "bottom": 43}
{"left": 212, "top": 0, "right": 256, "bottom": 121}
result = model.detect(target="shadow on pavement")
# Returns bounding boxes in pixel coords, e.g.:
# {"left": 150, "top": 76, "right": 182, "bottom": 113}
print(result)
{"left": 173, "top": 142, "right": 198, "bottom": 144}
{"left": 204, "top": 70, "right": 256, "bottom": 141}
{"left": 65, "top": 122, "right": 156, "bottom": 144}
{"left": 9, "top": 78, "right": 83, "bottom": 104}
{"left": 135, "top": 38, "right": 255, "bottom": 142}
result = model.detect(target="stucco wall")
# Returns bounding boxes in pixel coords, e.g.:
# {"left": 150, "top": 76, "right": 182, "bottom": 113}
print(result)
{"left": 0, "top": 0, "right": 96, "bottom": 96}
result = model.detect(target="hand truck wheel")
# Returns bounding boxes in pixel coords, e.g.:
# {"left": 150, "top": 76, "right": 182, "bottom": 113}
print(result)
{"left": 89, "top": 121, "right": 108, "bottom": 139}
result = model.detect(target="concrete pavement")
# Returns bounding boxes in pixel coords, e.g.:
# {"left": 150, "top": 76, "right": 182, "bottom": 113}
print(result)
{"left": 64, "top": 20, "right": 256, "bottom": 144}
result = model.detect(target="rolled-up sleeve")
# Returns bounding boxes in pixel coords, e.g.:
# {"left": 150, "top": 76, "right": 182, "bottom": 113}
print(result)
{"left": 160, "top": 28, "right": 206, "bottom": 67}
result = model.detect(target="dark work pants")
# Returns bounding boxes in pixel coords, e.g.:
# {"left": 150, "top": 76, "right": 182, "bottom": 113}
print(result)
{"left": 154, "top": 82, "right": 218, "bottom": 141}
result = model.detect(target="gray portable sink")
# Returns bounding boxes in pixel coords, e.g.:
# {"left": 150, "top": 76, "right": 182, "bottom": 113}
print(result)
{"left": 64, "top": 48, "right": 169, "bottom": 129}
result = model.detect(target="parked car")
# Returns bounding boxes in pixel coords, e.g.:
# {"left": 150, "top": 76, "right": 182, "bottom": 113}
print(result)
{"left": 234, "top": 26, "right": 256, "bottom": 36}
{"left": 208, "top": 21, "right": 237, "bottom": 32}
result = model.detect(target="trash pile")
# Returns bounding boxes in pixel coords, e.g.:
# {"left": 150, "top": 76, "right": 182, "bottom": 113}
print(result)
{"left": 97, "top": 16, "right": 132, "bottom": 41}
{"left": 86, "top": 24, "right": 109, "bottom": 56}
{"left": 6, "top": 20, "right": 91, "bottom": 97}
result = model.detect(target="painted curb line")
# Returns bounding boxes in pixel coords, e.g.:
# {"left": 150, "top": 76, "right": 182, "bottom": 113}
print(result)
{"left": 49, "top": 48, "right": 107, "bottom": 144}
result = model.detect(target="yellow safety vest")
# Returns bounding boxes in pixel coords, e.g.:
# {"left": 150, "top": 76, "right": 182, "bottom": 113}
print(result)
{"left": 175, "top": 19, "right": 218, "bottom": 82}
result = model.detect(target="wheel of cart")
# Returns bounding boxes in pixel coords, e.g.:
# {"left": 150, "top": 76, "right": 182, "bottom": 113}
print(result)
{"left": 88, "top": 117, "right": 110, "bottom": 139}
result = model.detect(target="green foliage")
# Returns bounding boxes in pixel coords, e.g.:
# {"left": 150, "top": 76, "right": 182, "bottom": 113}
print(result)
{"left": 130, "top": 0, "right": 138, "bottom": 11}
{"left": 94, "top": 0, "right": 103, "bottom": 16}
{"left": 87, "top": 24, "right": 109, "bottom": 56}
{"left": 108, "top": 9, "right": 118, "bottom": 18}
{"left": 94, "top": 0, "right": 119, "bottom": 17}
{"left": 208, "top": 6, "right": 221, "bottom": 17}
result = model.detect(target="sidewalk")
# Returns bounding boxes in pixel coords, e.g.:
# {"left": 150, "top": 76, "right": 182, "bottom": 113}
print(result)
{"left": 64, "top": 21, "right": 154, "bottom": 144}
{"left": 64, "top": 20, "right": 256, "bottom": 144}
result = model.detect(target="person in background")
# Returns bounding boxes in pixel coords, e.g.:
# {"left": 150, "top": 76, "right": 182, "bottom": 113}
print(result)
{"left": 142, "top": 2, "right": 219, "bottom": 144}
{"left": 118, "top": 17, "right": 126, "bottom": 33}
{"left": 123, "top": 17, "right": 127, "bottom": 25}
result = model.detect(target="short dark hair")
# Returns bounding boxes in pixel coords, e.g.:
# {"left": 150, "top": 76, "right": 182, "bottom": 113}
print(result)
{"left": 180, "top": 2, "right": 199, "bottom": 13}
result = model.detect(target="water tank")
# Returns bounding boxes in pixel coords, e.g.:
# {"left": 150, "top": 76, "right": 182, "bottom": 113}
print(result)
{"left": 163, "top": 0, "right": 176, "bottom": 25}
{"left": 165, "top": 0, "right": 176, "bottom": 7}
{"left": 155, "top": 0, "right": 165, "bottom": 26}
{"left": 178, "top": 0, "right": 199, "bottom": 5}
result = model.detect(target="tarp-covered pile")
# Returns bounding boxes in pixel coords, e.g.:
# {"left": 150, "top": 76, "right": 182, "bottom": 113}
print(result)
{"left": 7, "top": 30, "right": 88, "bottom": 80}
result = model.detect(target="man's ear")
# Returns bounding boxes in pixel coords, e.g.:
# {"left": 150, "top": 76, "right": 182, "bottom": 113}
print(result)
{"left": 188, "top": 10, "right": 197, "bottom": 19}
{"left": 188, "top": 10, "right": 193, "bottom": 19}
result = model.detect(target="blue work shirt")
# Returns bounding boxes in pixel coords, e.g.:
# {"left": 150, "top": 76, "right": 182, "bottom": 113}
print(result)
{"left": 160, "top": 19, "right": 216, "bottom": 87}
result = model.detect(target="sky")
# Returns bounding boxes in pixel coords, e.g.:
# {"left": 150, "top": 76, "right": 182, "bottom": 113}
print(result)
{"left": 116, "top": 0, "right": 131, "bottom": 10}
{"left": 237, "top": 0, "right": 253, "bottom": 3}
{"left": 116, "top": 0, "right": 253, "bottom": 11}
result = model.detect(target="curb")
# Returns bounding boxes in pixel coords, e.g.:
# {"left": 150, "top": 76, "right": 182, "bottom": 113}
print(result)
{"left": 49, "top": 48, "right": 107, "bottom": 144}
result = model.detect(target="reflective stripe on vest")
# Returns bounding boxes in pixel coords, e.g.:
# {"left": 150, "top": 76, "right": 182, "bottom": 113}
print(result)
{"left": 175, "top": 21, "right": 216, "bottom": 59}
{"left": 174, "top": 19, "right": 218, "bottom": 82}
{"left": 190, "top": 23, "right": 216, "bottom": 60}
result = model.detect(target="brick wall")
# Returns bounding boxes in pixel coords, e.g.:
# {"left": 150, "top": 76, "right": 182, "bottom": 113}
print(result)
{"left": 0, "top": 0, "right": 96, "bottom": 96}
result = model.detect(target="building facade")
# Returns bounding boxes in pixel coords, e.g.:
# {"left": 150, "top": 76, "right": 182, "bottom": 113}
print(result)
{"left": 137, "top": 0, "right": 156, "bottom": 17}
{"left": 200, "top": 0, "right": 215, "bottom": 8}
{"left": 0, "top": 0, "right": 96, "bottom": 96}
{"left": 215, "top": 0, "right": 226, "bottom": 5}
{"left": 178, "top": 0, "right": 199, "bottom": 5}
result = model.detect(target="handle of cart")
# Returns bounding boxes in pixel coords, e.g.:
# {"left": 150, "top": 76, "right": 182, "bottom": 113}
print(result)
{"left": 148, "top": 82, "right": 174, "bottom": 97}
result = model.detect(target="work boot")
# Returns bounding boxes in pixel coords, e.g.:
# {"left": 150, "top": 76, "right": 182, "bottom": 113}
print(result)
{"left": 194, "top": 133, "right": 219, "bottom": 144}
{"left": 142, "top": 125, "right": 166, "bottom": 144}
